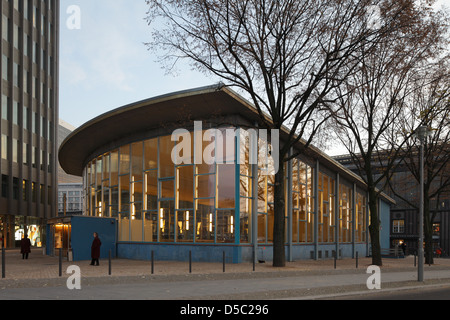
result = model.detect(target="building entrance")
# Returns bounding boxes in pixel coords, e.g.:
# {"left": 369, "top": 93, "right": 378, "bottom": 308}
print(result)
{"left": 52, "top": 221, "right": 72, "bottom": 258}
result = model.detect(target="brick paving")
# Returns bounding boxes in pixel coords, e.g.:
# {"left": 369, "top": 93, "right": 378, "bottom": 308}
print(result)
{"left": 2, "top": 248, "right": 449, "bottom": 281}
{"left": 1, "top": 248, "right": 450, "bottom": 300}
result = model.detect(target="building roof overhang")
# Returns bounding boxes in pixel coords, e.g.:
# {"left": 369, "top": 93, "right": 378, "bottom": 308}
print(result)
{"left": 58, "top": 84, "right": 395, "bottom": 204}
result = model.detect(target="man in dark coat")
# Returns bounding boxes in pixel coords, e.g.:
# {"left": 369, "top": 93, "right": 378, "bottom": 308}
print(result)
{"left": 21, "top": 233, "right": 31, "bottom": 259}
{"left": 90, "top": 232, "right": 101, "bottom": 266}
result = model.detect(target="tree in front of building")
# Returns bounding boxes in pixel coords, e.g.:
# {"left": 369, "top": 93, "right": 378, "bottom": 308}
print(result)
{"left": 388, "top": 62, "right": 450, "bottom": 265}
{"left": 328, "top": 1, "right": 448, "bottom": 266}
{"left": 144, "top": 0, "right": 446, "bottom": 267}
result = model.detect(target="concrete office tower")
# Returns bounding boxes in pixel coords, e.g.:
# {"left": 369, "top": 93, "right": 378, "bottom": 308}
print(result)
{"left": 0, "top": 0, "right": 59, "bottom": 248}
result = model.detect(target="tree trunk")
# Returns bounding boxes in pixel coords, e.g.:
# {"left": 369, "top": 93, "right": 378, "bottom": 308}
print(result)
{"left": 368, "top": 188, "right": 383, "bottom": 266}
{"left": 273, "top": 162, "right": 286, "bottom": 267}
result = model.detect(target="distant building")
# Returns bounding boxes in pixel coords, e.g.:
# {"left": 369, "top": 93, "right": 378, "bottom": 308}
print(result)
{"left": 57, "top": 183, "right": 82, "bottom": 216}
{"left": 335, "top": 152, "right": 450, "bottom": 257}
{"left": 58, "top": 119, "right": 82, "bottom": 216}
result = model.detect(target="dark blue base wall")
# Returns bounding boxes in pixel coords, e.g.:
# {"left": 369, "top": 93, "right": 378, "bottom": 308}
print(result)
{"left": 117, "top": 243, "right": 369, "bottom": 264}
{"left": 118, "top": 243, "right": 243, "bottom": 264}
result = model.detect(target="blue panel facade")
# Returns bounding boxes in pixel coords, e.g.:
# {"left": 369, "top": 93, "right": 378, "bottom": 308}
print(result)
{"left": 118, "top": 243, "right": 242, "bottom": 263}
{"left": 46, "top": 216, "right": 117, "bottom": 262}
{"left": 46, "top": 224, "right": 53, "bottom": 256}
{"left": 379, "top": 199, "right": 392, "bottom": 251}
{"left": 71, "top": 216, "right": 117, "bottom": 261}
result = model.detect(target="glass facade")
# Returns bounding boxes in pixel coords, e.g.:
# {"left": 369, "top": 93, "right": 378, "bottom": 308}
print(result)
{"left": 83, "top": 127, "right": 368, "bottom": 247}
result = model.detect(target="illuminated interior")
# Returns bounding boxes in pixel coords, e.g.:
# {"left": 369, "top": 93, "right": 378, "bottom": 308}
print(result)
{"left": 53, "top": 223, "right": 71, "bottom": 256}
{"left": 84, "top": 127, "right": 368, "bottom": 245}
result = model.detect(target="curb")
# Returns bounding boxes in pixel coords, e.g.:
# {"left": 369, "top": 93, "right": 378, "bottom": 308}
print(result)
{"left": 280, "top": 278, "right": 450, "bottom": 300}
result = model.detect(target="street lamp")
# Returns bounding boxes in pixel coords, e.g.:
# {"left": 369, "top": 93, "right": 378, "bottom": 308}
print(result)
{"left": 415, "top": 125, "right": 429, "bottom": 282}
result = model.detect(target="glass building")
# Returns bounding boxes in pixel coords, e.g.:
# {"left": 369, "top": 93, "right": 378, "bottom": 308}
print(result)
{"left": 0, "top": 0, "right": 59, "bottom": 249}
{"left": 59, "top": 85, "right": 393, "bottom": 263}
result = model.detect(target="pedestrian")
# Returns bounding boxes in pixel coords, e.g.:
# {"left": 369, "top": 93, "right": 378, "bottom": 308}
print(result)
{"left": 400, "top": 242, "right": 407, "bottom": 255}
{"left": 21, "top": 233, "right": 31, "bottom": 259}
{"left": 90, "top": 232, "right": 101, "bottom": 266}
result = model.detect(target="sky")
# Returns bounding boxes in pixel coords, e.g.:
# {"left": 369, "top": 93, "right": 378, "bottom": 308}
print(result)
{"left": 59, "top": 0, "right": 449, "bottom": 156}
{"left": 59, "top": 0, "right": 216, "bottom": 129}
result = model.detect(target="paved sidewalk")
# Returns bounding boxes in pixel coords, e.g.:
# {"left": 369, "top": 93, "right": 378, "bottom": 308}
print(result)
{"left": 1, "top": 248, "right": 450, "bottom": 300}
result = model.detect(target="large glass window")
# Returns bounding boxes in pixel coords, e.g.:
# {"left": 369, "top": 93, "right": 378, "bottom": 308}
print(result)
{"left": 177, "top": 209, "right": 193, "bottom": 242}
{"left": 239, "top": 129, "right": 252, "bottom": 243}
{"left": 86, "top": 129, "right": 239, "bottom": 244}
{"left": 177, "top": 165, "right": 194, "bottom": 209}
{"left": 217, "top": 164, "right": 235, "bottom": 209}
{"left": 145, "top": 170, "right": 158, "bottom": 210}
{"left": 292, "top": 159, "right": 314, "bottom": 243}
{"left": 217, "top": 209, "right": 235, "bottom": 243}
{"left": 339, "top": 184, "right": 353, "bottom": 243}
{"left": 144, "top": 139, "right": 157, "bottom": 170}
{"left": 196, "top": 199, "right": 215, "bottom": 242}
{"left": 84, "top": 127, "right": 370, "bottom": 247}
{"left": 355, "top": 191, "right": 367, "bottom": 242}
{"left": 159, "top": 135, "right": 174, "bottom": 178}
{"left": 318, "top": 173, "right": 335, "bottom": 243}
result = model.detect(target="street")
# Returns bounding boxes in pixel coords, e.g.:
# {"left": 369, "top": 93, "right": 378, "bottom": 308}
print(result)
{"left": 329, "top": 284, "right": 450, "bottom": 300}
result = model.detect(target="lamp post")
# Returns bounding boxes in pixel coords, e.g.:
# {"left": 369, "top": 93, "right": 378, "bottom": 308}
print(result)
{"left": 416, "top": 125, "right": 428, "bottom": 282}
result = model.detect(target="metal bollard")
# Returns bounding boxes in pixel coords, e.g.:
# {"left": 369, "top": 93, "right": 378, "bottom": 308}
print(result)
{"left": 223, "top": 251, "right": 226, "bottom": 273}
{"left": 334, "top": 252, "right": 337, "bottom": 269}
{"left": 59, "top": 248, "right": 62, "bottom": 277}
{"left": 151, "top": 250, "right": 154, "bottom": 275}
{"left": 252, "top": 248, "right": 256, "bottom": 272}
{"left": 108, "top": 250, "right": 112, "bottom": 276}
{"left": 356, "top": 251, "right": 359, "bottom": 269}
{"left": 189, "top": 251, "right": 192, "bottom": 273}
{"left": 2, "top": 247, "right": 5, "bottom": 279}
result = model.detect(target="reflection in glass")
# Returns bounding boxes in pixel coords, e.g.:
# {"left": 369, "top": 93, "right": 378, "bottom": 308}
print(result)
{"left": 144, "top": 211, "right": 157, "bottom": 242}
{"left": 119, "top": 175, "right": 130, "bottom": 213}
{"left": 196, "top": 173, "right": 215, "bottom": 199}
{"left": 217, "top": 164, "right": 235, "bottom": 208}
{"left": 196, "top": 200, "right": 215, "bottom": 242}
{"left": 120, "top": 145, "right": 130, "bottom": 174}
{"left": 177, "top": 165, "right": 194, "bottom": 209}
{"left": 339, "top": 184, "right": 352, "bottom": 243}
{"left": 144, "top": 139, "right": 158, "bottom": 170}
{"left": 145, "top": 170, "right": 157, "bottom": 210}
{"left": 239, "top": 197, "right": 250, "bottom": 243}
{"left": 110, "top": 150, "right": 119, "bottom": 186}
{"left": 159, "top": 135, "right": 174, "bottom": 178}
{"left": 177, "top": 210, "right": 193, "bottom": 242}
{"left": 217, "top": 209, "right": 235, "bottom": 243}
{"left": 131, "top": 142, "right": 143, "bottom": 181}
{"left": 160, "top": 179, "right": 174, "bottom": 199}
{"left": 159, "top": 200, "right": 174, "bottom": 242}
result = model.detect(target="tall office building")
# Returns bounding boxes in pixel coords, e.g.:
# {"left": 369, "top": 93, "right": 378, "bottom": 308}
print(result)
{"left": 0, "top": 0, "right": 59, "bottom": 248}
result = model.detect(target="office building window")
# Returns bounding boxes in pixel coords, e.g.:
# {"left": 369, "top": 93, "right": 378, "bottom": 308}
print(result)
{"left": 393, "top": 220, "right": 405, "bottom": 234}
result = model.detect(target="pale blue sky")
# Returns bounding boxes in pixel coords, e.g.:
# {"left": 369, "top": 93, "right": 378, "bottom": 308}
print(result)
{"left": 59, "top": 0, "right": 448, "bottom": 156}
{"left": 59, "top": 0, "right": 216, "bottom": 129}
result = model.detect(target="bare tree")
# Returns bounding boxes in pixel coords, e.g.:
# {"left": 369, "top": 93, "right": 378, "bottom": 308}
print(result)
{"left": 330, "top": 1, "right": 448, "bottom": 266}
{"left": 387, "top": 62, "right": 450, "bottom": 264}
{"left": 145, "top": 0, "right": 435, "bottom": 266}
